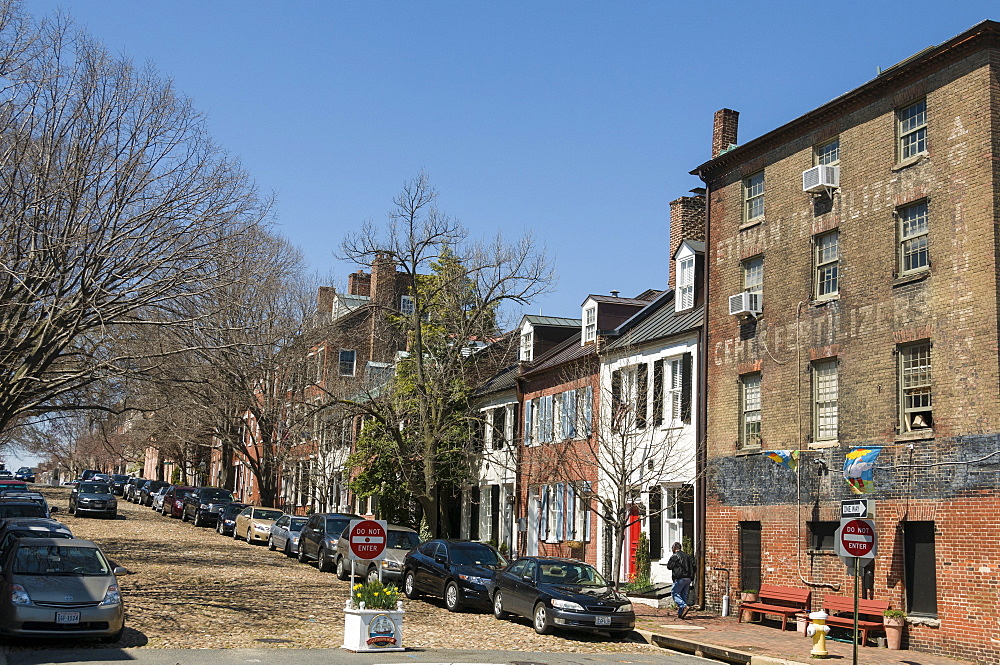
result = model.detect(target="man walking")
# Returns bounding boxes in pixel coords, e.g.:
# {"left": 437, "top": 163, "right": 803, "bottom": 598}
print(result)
{"left": 666, "top": 541, "right": 696, "bottom": 619}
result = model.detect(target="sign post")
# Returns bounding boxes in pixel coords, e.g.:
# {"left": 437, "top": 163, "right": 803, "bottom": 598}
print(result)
{"left": 347, "top": 519, "right": 388, "bottom": 582}
{"left": 835, "top": 515, "right": 877, "bottom": 665}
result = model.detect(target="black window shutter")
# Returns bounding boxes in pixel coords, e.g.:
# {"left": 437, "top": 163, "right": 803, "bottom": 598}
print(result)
{"left": 511, "top": 403, "right": 519, "bottom": 444}
{"left": 611, "top": 369, "right": 622, "bottom": 430}
{"left": 652, "top": 360, "right": 664, "bottom": 427}
{"left": 648, "top": 486, "right": 662, "bottom": 559}
{"left": 493, "top": 406, "right": 506, "bottom": 449}
{"left": 470, "top": 486, "right": 480, "bottom": 541}
{"left": 637, "top": 364, "right": 648, "bottom": 429}
{"left": 490, "top": 485, "right": 500, "bottom": 543}
{"left": 681, "top": 352, "right": 693, "bottom": 424}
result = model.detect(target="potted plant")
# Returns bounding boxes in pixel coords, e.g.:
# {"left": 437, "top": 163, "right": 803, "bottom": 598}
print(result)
{"left": 740, "top": 589, "right": 759, "bottom": 602}
{"left": 883, "top": 609, "right": 906, "bottom": 650}
{"left": 342, "top": 579, "right": 405, "bottom": 652}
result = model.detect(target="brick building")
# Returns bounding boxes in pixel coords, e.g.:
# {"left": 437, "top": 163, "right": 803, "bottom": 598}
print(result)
{"left": 693, "top": 20, "right": 1000, "bottom": 661}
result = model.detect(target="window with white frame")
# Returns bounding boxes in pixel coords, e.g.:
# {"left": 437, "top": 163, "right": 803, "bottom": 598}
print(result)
{"left": 677, "top": 255, "right": 695, "bottom": 310}
{"left": 900, "top": 342, "right": 932, "bottom": 432}
{"left": 523, "top": 398, "right": 535, "bottom": 446}
{"left": 898, "top": 99, "right": 927, "bottom": 161}
{"left": 400, "top": 294, "right": 415, "bottom": 315}
{"left": 898, "top": 201, "right": 929, "bottom": 274}
{"left": 583, "top": 306, "right": 597, "bottom": 343}
{"left": 662, "top": 486, "right": 684, "bottom": 555}
{"left": 742, "top": 256, "right": 763, "bottom": 311}
{"left": 814, "top": 231, "right": 839, "bottom": 299}
{"left": 612, "top": 364, "right": 648, "bottom": 431}
{"left": 520, "top": 330, "right": 533, "bottom": 361}
{"left": 815, "top": 137, "right": 840, "bottom": 165}
{"left": 559, "top": 389, "right": 577, "bottom": 440}
{"left": 812, "top": 359, "right": 838, "bottom": 442}
{"left": 666, "top": 358, "right": 684, "bottom": 423}
{"left": 338, "top": 349, "right": 356, "bottom": 376}
{"left": 576, "top": 386, "right": 593, "bottom": 437}
{"left": 743, "top": 171, "right": 764, "bottom": 222}
{"left": 740, "top": 372, "right": 761, "bottom": 448}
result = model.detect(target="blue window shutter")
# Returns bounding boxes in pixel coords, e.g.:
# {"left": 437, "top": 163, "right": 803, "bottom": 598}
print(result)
{"left": 554, "top": 483, "right": 564, "bottom": 542}
{"left": 540, "top": 486, "right": 549, "bottom": 540}
{"left": 524, "top": 399, "right": 533, "bottom": 445}
{"left": 582, "top": 387, "right": 593, "bottom": 436}
{"left": 566, "top": 484, "right": 576, "bottom": 539}
{"left": 584, "top": 481, "right": 592, "bottom": 541}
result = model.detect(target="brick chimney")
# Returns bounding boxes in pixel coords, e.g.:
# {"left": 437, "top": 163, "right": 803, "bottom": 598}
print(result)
{"left": 668, "top": 195, "right": 706, "bottom": 290}
{"left": 317, "top": 286, "right": 335, "bottom": 314}
{"left": 712, "top": 108, "right": 739, "bottom": 158}
{"left": 368, "top": 251, "right": 397, "bottom": 309}
{"left": 347, "top": 270, "right": 371, "bottom": 297}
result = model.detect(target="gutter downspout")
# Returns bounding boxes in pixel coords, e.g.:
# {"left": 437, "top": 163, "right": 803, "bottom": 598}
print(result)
{"left": 695, "top": 175, "right": 710, "bottom": 611}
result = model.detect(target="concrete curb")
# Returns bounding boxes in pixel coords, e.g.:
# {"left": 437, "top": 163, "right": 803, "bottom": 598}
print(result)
{"left": 635, "top": 628, "right": 811, "bottom": 665}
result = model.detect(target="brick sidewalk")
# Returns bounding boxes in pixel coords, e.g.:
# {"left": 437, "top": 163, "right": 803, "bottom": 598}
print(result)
{"left": 632, "top": 604, "right": 973, "bottom": 665}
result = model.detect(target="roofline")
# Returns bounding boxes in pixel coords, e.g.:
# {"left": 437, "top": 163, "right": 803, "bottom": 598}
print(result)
{"left": 691, "top": 20, "right": 1000, "bottom": 178}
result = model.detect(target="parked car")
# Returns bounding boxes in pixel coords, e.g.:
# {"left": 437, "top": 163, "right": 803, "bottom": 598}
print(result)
{"left": 161, "top": 485, "right": 196, "bottom": 518}
{"left": 296, "top": 512, "right": 359, "bottom": 572}
{"left": 0, "top": 501, "right": 49, "bottom": 520}
{"left": 0, "top": 480, "right": 28, "bottom": 493}
{"left": 69, "top": 481, "right": 118, "bottom": 518}
{"left": 150, "top": 486, "right": 170, "bottom": 512}
{"left": 0, "top": 537, "right": 126, "bottom": 642}
{"left": 79, "top": 469, "right": 100, "bottom": 481}
{"left": 0, "top": 492, "right": 53, "bottom": 518}
{"left": 108, "top": 474, "right": 130, "bottom": 496}
{"left": 403, "top": 539, "right": 506, "bottom": 612}
{"left": 124, "top": 477, "right": 148, "bottom": 502}
{"left": 335, "top": 523, "right": 420, "bottom": 583}
{"left": 138, "top": 480, "right": 169, "bottom": 506}
{"left": 216, "top": 502, "right": 249, "bottom": 537}
{"left": 0, "top": 469, "right": 13, "bottom": 479}
{"left": 268, "top": 515, "right": 307, "bottom": 556}
{"left": 0, "top": 519, "right": 73, "bottom": 556}
{"left": 181, "top": 487, "right": 235, "bottom": 527}
{"left": 233, "top": 506, "right": 283, "bottom": 544}
{"left": 14, "top": 467, "right": 35, "bottom": 483}
{"left": 489, "top": 556, "right": 634, "bottom": 637}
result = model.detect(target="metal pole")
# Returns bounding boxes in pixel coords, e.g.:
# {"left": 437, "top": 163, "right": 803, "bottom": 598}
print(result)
{"left": 852, "top": 559, "right": 860, "bottom": 665}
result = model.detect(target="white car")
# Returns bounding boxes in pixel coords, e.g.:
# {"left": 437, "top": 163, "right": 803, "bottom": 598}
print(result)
{"left": 150, "top": 486, "right": 169, "bottom": 512}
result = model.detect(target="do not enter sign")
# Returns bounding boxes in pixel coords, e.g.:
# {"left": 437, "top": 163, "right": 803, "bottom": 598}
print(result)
{"left": 347, "top": 519, "right": 387, "bottom": 561}
{"left": 836, "top": 518, "right": 877, "bottom": 560}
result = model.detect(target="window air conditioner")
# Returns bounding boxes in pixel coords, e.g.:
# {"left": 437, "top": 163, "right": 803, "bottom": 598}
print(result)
{"left": 802, "top": 164, "right": 840, "bottom": 194}
{"left": 728, "top": 292, "right": 761, "bottom": 317}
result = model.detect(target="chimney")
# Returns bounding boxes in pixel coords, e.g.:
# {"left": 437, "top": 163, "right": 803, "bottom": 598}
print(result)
{"left": 368, "top": 251, "right": 397, "bottom": 308}
{"left": 712, "top": 108, "right": 739, "bottom": 158}
{"left": 668, "top": 194, "right": 706, "bottom": 290}
{"left": 317, "top": 286, "right": 335, "bottom": 314}
{"left": 347, "top": 270, "right": 371, "bottom": 297}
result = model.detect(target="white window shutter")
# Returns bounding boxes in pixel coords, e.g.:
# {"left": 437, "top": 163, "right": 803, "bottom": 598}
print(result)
{"left": 566, "top": 484, "right": 576, "bottom": 539}
{"left": 584, "top": 481, "right": 592, "bottom": 541}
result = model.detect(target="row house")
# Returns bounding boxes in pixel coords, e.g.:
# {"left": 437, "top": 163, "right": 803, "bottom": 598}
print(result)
{"left": 694, "top": 20, "right": 1000, "bottom": 661}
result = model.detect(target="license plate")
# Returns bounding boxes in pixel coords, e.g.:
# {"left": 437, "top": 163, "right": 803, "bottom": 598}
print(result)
{"left": 55, "top": 612, "right": 80, "bottom": 624}
{"left": 595, "top": 615, "right": 611, "bottom": 626}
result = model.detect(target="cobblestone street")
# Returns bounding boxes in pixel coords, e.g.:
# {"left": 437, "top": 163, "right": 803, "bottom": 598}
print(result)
{"left": 20, "top": 486, "right": 657, "bottom": 653}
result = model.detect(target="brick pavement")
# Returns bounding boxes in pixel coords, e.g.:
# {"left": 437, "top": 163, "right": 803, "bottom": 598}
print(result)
{"left": 632, "top": 604, "right": 974, "bottom": 665}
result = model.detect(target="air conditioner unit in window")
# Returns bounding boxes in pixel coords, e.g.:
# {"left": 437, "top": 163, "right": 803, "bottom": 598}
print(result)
{"left": 802, "top": 164, "right": 840, "bottom": 194}
{"left": 728, "top": 292, "right": 761, "bottom": 318}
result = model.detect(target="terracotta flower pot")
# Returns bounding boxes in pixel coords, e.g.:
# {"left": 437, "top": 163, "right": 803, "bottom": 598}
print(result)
{"left": 883, "top": 616, "right": 904, "bottom": 650}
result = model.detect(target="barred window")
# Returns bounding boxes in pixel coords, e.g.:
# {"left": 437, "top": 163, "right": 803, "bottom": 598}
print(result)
{"left": 815, "top": 231, "right": 839, "bottom": 299}
{"left": 898, "top": 100, "right": 927, "bottom": 161}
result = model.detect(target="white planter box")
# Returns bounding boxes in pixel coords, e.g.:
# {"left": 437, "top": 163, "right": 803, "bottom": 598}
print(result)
{"left": 342, "top": 602, "right": 404, "bottom": 652}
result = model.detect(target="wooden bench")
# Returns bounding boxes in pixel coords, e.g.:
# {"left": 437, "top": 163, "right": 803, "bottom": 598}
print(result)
{"left": 738, "top": 584, "right": 811, "bottom": 631}
{"left": 822, "top": 596, "right": 890, "bottom": 646}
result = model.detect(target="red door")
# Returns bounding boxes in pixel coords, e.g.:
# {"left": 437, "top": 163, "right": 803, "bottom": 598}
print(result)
{"left": 627, "top": 505, "right": 641, "bottom": 580}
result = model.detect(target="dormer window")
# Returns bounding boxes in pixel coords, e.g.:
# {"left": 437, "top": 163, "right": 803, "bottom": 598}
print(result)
{"left": 520, "top": 330, "right": 533, "bottom": 362}
{"left": 677, "top": 256, "right": 695, "bottom": 310}
{"left": 583, "top": 306, "right": 597, "bottom": 343}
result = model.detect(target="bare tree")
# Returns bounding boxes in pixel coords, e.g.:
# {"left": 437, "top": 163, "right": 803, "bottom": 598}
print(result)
{"left": 337, "top": 172, "right": 552, "bottom": 535}
{"left": 0, "top": 3, "right": 267, "bottom": 437}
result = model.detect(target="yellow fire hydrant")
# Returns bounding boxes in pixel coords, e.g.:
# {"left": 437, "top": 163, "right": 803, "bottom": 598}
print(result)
{"left": 806, "top": 610, "right": 830, "bottom": 657}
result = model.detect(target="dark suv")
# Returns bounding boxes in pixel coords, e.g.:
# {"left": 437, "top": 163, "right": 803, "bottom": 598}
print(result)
{"left": 296, "top": 512, "right": 359, "bottom": 572}
{"left": 139, "top": 480, "right": 169, "bottom": 506}
{"left": 181, "top": 487, "right": 235, "bottom": 527}
{"left": 403, "top": 539, "right": 506, "bottom": 611}
{"left": 161, "top": 485, "right": 196, "bottom": 518}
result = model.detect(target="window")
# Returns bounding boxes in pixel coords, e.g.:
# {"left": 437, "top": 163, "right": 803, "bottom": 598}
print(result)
{"left": 739, "top": 373, "right": 761, "bottom": 448}
{"left": 899, "top": 342, "right": 932, "bottom": 432}
{"left": 743, "top": 171, "right": 764, "bottom": 222}
{"left": 898, "top": 201, "right": 929, "bottom": 274}
{"left": 338, "top": 349, "right": 356, "bottom": 376}
{"left": 559, "top": 389, "right": 577, "bottom": 440}
{"left": 490, "top": 405, "right": 507, "bottom": 450}
{"left": 667, "top": 358, "right": 684, "bottom": 423}
{"left": 812, "top": 360, "right": 838, "bottom": 442}
{"left": 520, "top": 330, "right": 533, "bottom": 361}
{"left": 898, "top": 99, "right": 927, "bottom": 161}
{"left": 808, "top": 521, "right": 838, "bottom": 551}
{"left": 611, "top": 364, "right": 648, "bottom": 431}
{"left": 677, "top": 256, "right": 695, "bottom": 310}
{"left": 814, "top": 231, "right": 839, "bottom": 299}
{"left": 523, "top": 399, "right": 534, "bottom": 446}
{"left": 583, "top": 306, "right": 597, "bottom": 343}
{"left": 576, "top": 386, "right": 593, "bottom": 437}
{"left": 742, "top": 256, "right": 763, "bottom": 312}
{"left": 815, "top": 138, "right": 840, "bottom": 165}
{"left": 400, "top": 295, "right": 415, "bottom": 315}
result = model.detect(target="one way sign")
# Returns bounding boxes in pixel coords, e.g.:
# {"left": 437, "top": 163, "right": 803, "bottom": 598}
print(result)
{"left": 841, "top": 499, "right": 874, "bottom": 519}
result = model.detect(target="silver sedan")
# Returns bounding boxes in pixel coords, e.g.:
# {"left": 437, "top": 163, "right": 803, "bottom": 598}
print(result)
{"left": 268, "top": 515, "right": 307, "bottom": 556}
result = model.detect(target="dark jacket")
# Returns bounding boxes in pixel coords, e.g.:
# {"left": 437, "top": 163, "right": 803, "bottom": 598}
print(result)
{"left": 666, "top": 550, "right": 696, "bottom": 581}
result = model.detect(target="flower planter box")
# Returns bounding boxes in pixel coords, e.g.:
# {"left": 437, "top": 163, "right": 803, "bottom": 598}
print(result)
{"left": 342, "top": 602, "right": 404, "bottom": 652}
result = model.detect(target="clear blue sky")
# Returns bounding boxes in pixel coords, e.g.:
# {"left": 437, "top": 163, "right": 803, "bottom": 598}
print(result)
{"left": 9, "top": 0, "right": 995, "bottom": 467}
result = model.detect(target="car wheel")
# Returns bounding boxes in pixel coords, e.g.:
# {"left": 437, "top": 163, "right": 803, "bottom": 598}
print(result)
{"left": 366, "top": 566, "right": 380, "bottom": 585}
{"left": 445, "top": 581, "right": 462, "bottom": 612}
{"left": 404, "top": 570, "right": 421, "bottom": 599}
{"left": 268, "top": 536, "right": 276, "bottom": 551}
{"left": 193, "top": 511, "right": 203, "bottom": 527}
{"left": 297, "top": 543, "right": 308, "bottom": 563}
{"left": 233, "top": 525, "right": 241, "bottom": 540}
{"left": 493, "top": 591, "right": 509, "bottom": 620}
{"left": 533, "top": 603, "right": 553, "bottom": 635}
{"left": 318, "top": 548, "right": 334, "bottom": 573}
{"left": 336, "top": 555, "right": 349, "bottom": 580}
{"left": 246, "top": 528, "right": 253, "bottom": 542}
{"left": 182, "top": 510, "right": 189, "bottom": 522}
{"left": 284, "top": 541, "right": 292, "bottom": 557}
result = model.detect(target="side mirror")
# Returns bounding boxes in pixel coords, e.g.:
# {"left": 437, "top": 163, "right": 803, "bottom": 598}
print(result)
{"left": 521, "top": 574, "right": 534, "bottom": 584}
{"left": 113, "top": 566, "right": 129, "bottom": 575}
{"left": 434, "top": 554, "right": 447, "bottom": 565}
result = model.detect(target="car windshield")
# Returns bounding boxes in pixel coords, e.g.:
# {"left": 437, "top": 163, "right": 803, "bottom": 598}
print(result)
{"left": 450, "top": 544, "right": 505, "bottom": 567}
{"left": 176, "top": 488, "right": 196, "bottom": 498}
{"left": 538, "top": 561, "right": 607, "bottom": 587}
{"left": 254, "top": 509, "right": 283, "bottom": 521}
{"left": 200, "top": 489, "right": 234, "bottom": 502}
{"left": 224, "top": 504, "right": 247, "bottom": 517}
{"left": 387, "top": 531, "right": 420, "bottom": 549}
{"left": 13, "top": 545, "right": 110, "bottom": 576}
{"left": 112, "top": 474, "right": 128, "bottom": 482}
{"left": 326, "top": 518, "right": 352, "bottom": 535}
{"left": 289, "top": 518, "right": 307, "bottom": 532}
{"left": 78, "top": 483, "right": 112, "bottom": 494}
{"left": 0, "top": 505, "right": 47, "bottom": 518}
{"left": 9, "top": 530, "right": 72, "bottom": 541}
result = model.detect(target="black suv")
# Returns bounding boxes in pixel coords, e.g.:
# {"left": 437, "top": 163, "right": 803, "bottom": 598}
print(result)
{"left": 296, "top": 512, "right": 359, "bottom": 572}
{"left": 139, "top": 480, "right": 169, "bottom": 506}
{"left": 403, "top": 539, "right": 506, "bottom": 612}
{"left": 181, "top": 487, "right": 235, "bottom": 527}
